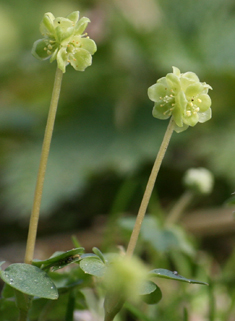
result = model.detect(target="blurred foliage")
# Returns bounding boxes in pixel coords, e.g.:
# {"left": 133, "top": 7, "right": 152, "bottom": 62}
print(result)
{"left": 0, "top": 0, "right": 235, "bottom": 224}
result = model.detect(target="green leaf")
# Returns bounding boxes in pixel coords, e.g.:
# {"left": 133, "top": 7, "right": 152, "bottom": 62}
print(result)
{"left": 149, "top": 269, "right": 208, "bottom": 285}
{"left": 32, "top": 247, "right": 84, "bottom": 271}
{"left": 0, "top": 299, "right": 19, "bottom": 320}
{"left": 92, "top": 247, "right": 106, "bottom": 263}
{"left": 1, "top": 283, "right": 15, "bottom": 299}
{"left": 139, "top": 281, "right": 162, "bottom": 305}
{"left": 0, "top": 263, "right": 58, "bottom": 299}
{"left": 80, "top": 257, "right": 106, "bottom": 277}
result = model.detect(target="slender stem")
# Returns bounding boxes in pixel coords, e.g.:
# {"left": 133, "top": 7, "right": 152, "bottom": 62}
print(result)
{"left": 165, "top": 190, "right": 194, "bottom": 226}
{"left": 24, "top": 67, "right": 63, "bottom": 264}
{"left": 126, "top": 117, "right": 175, "bottom": 257}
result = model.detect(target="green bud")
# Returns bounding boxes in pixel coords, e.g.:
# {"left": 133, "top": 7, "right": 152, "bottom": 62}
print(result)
{"left": 104, "top": 256, "right": 148, "bottom": 303}
{"left": 183, "top": 167, "right": 214, "bottom": 194}
{"left": 148, "top": 67, "right": 212, "bottom": 132}
{"left": 32, "top": 11, "right": 97, "bottom": 73}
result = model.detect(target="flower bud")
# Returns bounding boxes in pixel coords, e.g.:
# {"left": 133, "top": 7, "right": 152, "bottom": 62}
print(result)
{"left": 183, "top": 167, "right": 214, "bottom": 194}
{"left": 104, "top": 256, "right": 148, "bottom": 303}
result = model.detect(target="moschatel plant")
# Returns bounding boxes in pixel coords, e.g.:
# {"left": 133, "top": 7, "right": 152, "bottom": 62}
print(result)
{"left": 0, "top": 10, "right": 212, "bottom": 321}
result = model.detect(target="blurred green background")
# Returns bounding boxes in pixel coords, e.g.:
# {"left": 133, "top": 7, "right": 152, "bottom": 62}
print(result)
{"left": 0, "top": 0, "right": 235, "bottom": 246}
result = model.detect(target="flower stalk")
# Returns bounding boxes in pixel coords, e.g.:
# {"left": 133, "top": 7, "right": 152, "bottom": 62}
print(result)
{"left": 126, "top": 117, "right": 175, "bottom": 257}
{"left": 24, "top": 67, "right": 63, "bottom": 264}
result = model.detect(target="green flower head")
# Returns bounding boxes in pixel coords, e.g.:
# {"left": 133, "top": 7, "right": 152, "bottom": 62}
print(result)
{"left": 32, "top": 11, "right": 97, "bottom": 73}
{"left": 148, "top": 67, "right": 212, "bottom": 132}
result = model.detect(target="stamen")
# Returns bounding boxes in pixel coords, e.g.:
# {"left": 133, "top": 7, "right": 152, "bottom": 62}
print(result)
{"left": 195, "top": 107, "right": 200, "bottom": 112}
{"left": 186, "top": 110, "right": 191, "bottom": 117}
{"left": 189, "top": 102, "right": 193, "bottom": 107}
{"left": 197, "top": 98, "right": 202, "bottom": 103}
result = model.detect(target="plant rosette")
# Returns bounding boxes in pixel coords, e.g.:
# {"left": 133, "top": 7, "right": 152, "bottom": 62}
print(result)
{"left": 148, "top": 66, "right": 212, "bottom": 132}
{"left": 32, "top": 11, "right": 97, "bottom": 72}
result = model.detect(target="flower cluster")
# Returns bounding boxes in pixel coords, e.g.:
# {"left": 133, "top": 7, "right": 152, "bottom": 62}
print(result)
{"left": 148, "top": 67, "right": 212, "bottom": 132}
{"left": 32, "top": 11, "right": 97, "bottom": 73}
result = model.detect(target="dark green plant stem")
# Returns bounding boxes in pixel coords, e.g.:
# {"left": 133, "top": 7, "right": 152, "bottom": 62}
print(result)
{"left": 24, "top": 67, "right": 63, "bottom": 264}
{"left": 126, "top": 117, "right": 175, "bottom": 257}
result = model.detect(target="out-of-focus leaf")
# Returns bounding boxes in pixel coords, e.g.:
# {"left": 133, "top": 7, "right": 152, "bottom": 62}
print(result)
{"left": 149, "top": 268, "right": 208, "bottom": 285}
{"left": 139, "top": 281, "right": 162, "bottom": 305}
{"left": 80, "top": 256, "right": 106, "bottom": 277}
{"left": 32, "top": 247, "right": 84, "bottom": 271}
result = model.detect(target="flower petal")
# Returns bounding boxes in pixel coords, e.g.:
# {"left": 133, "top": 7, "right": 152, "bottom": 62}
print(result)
{"left": 198, "top": 108, "right": 212, "bottom": 123}
{"left": 32, "top": 39, "right": 51, "bottom": 60}
{"left": 174, "top": 122, "right": 189, "bottom": 133}
{"left": 182, "top": 112, "right": 199, "bottom": 127}
{"left": 56, "top": 48, "right": 68, "bottom": 73}
{"left": 69, "top": 48, "right": 92, "bottom": 71}
{"left": 80, "top": 38, "right": 97, "bottom": 55}
{"left": 148, "top": 83, "right": 168, "bottom": 102}
{"left": 173, "top": 91, "right": 187, "bottom": 127}
{"left": 40, "top": 12, "right": 55, "bottom": 36}
{"left": 74, "top": 17, "right": 90, "bottom": 35}
{"left": 196, "top": 94, "right": 211, "bottom": 112}
{"left": 67, "top": 11, "right": 80, "bottom": 24}
{"left": 182, "top": 71, "right": 199, "bottom": 83}
{"left": 172, "top": 66, "right": 181, "bottom": 76}
{"left": 166, "top": 73, "right": 180, "bottom": 91}
{"left": 54, "top": 19, "right": 74, "bottom": 43}
{"left": 152, "top": 105, "right": 170, "bottom": 120}
{"left": 185, "top": 83, "right": 204, "bottom": 98}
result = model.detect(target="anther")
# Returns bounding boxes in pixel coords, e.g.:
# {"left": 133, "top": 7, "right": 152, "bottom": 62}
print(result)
{"left": 197, "top": 98, "right": 202, "bottom": 103}
{"left": 186, "top": 111, "right": 191, "bottom": 117}
{"left": 189, "top": 102, "right": 193, "bottom": 107}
